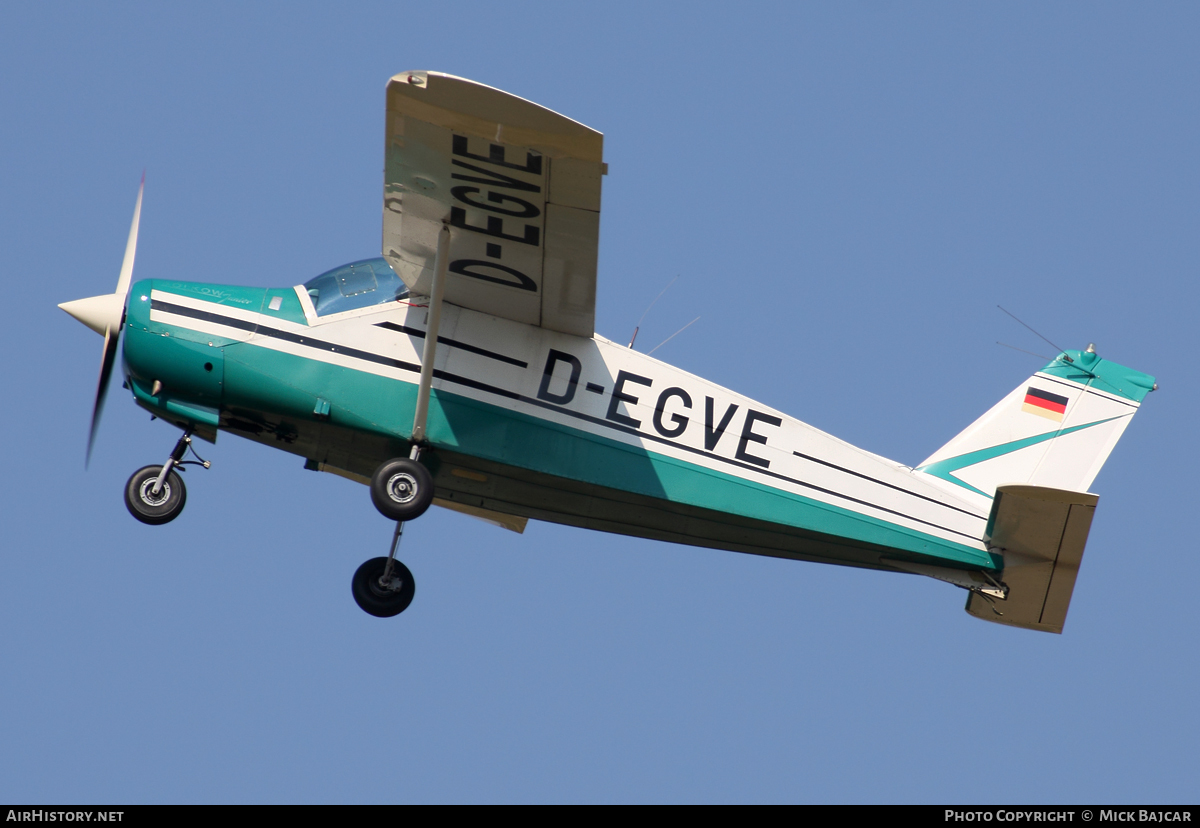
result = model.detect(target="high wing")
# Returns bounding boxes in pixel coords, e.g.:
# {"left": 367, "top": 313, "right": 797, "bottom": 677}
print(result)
{"left": 382, "top": 71, "right": 605, "bottom": 338}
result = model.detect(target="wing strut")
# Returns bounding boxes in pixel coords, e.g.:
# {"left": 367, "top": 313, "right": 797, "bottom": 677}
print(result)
{"left": 410, "top": 224, "right": 450, "bottom": 449}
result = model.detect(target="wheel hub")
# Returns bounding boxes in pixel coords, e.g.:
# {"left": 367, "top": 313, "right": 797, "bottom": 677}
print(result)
{"left": 138, "top": 478, "right": 171, "bottom": 506}
{"left": 385, "top": 472, "right": 418, "bottom": 504}
{"left": 371, "top": 574, "right": 405, "bottom": 596}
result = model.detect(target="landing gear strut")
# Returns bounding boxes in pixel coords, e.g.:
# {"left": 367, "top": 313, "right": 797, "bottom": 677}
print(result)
{"left": 124, "top": 431, "right": 210, "bottom": 525}
{"left": 353, "top": 444, "right": 427, "bottom": 617}
{"left": 352, "top": 521, "right": 416, "bottom": 617}
{"left": 353, "top": 227, "right": 445, "bottom": 616}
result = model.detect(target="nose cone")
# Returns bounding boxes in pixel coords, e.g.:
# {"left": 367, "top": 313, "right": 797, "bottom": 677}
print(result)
{"left": 59, "top": 293, "right": 126, "bottom": 336}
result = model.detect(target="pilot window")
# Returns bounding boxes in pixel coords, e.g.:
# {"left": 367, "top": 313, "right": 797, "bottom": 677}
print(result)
{"left": 303, "top": 258, "right": 410, "bottom": 317}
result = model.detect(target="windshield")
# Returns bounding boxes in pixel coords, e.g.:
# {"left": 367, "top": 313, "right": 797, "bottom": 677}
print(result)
{"left": 303, "top": 258, "right": 410, "bottom": 316}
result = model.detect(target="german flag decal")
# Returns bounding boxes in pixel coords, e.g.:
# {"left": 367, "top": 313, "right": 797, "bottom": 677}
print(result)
{"left": 1022, "top": 386, "right": 1069, "bottom": 422}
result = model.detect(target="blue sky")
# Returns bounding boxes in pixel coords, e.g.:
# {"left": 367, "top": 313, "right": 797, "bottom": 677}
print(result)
{"left": 1, "top": 2, "right": 1196, "bottom": 803}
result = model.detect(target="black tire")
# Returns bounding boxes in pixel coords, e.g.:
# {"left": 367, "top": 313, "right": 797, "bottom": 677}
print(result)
{"left": 370, "top": 457, "right": 434, "bottom": 521}
{"left": 124, "top": 465, "right": 187, "bottom": 525}
{"left": 351, "top": 557, "right": 416, "bottom": 617}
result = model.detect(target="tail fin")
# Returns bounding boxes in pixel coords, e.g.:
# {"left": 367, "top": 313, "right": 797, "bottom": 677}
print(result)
{"left": 915, "top": 348, "right": 1155, "bottom": 501}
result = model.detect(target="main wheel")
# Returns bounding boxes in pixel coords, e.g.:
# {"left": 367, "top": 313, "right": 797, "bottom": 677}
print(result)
{"left": 124, "top": 465, "right": 187, "bottom": 525}
{"left": 352, "top": 557, "right": 416, "bottom": 617}
{"left": 370, "top": 457, "right": 434, "bottom": 521}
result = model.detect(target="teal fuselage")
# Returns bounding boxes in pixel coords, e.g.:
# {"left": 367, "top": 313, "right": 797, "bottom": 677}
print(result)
{"left": 121, "top": 275, "right": 999, "bottom": 576}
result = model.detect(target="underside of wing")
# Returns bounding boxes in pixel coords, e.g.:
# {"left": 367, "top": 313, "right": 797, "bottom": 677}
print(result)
{"left": 383, "top": 71, "right": 605, "bottom": 338}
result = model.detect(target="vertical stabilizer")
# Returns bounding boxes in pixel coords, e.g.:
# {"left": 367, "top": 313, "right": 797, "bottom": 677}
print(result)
{"left": 914, "top": 349, "right": 1154, "bottom": 503}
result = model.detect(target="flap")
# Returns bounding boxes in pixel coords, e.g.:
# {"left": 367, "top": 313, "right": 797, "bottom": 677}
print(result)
{"left": 382, "top": 71, "right": 604, "bottom": 338}
{"left": 433, "top": 498, "right": 528, "bottom": 533}
{"left": 966, "top": 485, "right": 1099, "bottom": 634}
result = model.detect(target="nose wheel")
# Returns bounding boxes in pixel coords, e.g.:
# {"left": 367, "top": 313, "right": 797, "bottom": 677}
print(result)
{"left": 125, "top": 465, "right": 187, "bottom": 524}
{"left": 123, "top": 431, "right": 210, "bottom": 525}
{"left": 352, "top": 521, "right": 416, "bottom": 617}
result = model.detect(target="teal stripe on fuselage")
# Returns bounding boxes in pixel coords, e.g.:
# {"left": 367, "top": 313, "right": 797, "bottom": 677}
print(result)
{"left": 214, "top": 335, "right": 992, "bottom": 569}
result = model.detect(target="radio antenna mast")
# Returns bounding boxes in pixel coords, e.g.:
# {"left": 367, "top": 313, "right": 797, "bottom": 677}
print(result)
{"left": 996, "top": 341, "right": 1052, "bottom": 361}
{"left": 997, "top": 305, "right": 1073, "bottom": 363}
{"left": 629, "top": 275, "right": 678, "bottom": 349}
{"left": 648, "top": 316, "right": 701, "bottom": 357}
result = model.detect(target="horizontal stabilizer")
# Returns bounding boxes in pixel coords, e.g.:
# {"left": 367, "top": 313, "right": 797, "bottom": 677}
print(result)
{"left": 967, "top": 485, "right": 1098, "bottom": 634}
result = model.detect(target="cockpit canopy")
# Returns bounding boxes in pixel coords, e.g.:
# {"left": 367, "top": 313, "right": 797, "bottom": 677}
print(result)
{"left": 303, "top": 258, "right": 409, "bottom": 317}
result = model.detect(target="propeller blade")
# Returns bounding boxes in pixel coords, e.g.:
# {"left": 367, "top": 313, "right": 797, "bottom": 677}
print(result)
{"left": 86, "top": 326, "right": 121, "bottom": 467}
{"left": 114, "top": 173, "right": 144, "bottom": 298}
{"left": 75, "top": 175, "right": 142, "bottom": 466}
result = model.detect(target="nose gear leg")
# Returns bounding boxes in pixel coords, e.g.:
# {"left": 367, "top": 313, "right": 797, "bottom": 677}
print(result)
{"left": 126, "top": 429, "right": 213, "bottom": 526}
{"left": 150, "top": 431, "right": 212, "bottom": 497}
{"left": 151, "top": 432, "right": 191, "bottom": 496}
